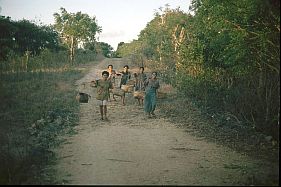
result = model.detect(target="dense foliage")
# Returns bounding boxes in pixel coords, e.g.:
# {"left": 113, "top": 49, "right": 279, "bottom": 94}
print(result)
{"left": 0, "top": 2, "right": 279, "bottom": 184}
{"left": 116, "top": 1, "right": 280, "bottom": 138}
{"left": 0, "top": 8, "right": 114, "bottom": 72}
{"left": 0, "top": 16, "right": 60, "bottom": 61}
{"left": 53, "top": 7, "right": 102, "bottom": 64}
{"left": 97, "top": 42, "right": 114, "bottom": 57}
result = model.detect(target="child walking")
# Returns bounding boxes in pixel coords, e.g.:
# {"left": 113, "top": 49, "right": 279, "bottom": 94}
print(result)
{"left": 93, "top": 71, "right": 113, "bottom": 120}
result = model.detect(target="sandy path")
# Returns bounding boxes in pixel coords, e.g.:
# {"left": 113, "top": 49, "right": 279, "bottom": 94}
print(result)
{"left": 47, "top": 58, "right": 275, "bottom": 185}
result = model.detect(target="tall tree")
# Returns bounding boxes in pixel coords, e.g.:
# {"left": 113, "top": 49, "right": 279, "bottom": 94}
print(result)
{"left": 137, "top": 5, "right": 190, "bottom": 82}
{"left": 98, "top": 42, "right": 113, "bottom": 58}
{"left": 53, "top": 7, "right": 101, "bottom": 64}
{"left": 0, "top": 16, "right": 59, "bottom": 61}
{"left": 182, "top": 0, "right": 280, "bottom": 136}
{"left": 0, "top": 16, "right": 17, "bottom": 61}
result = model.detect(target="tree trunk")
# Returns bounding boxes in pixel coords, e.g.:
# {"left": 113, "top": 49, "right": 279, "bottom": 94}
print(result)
{"left": 24, "top": 50, "right": 31, "bottom": 72}
{"left": 70, "top": 36, "right": 75, "bottom": 64}
{"left": 172, "top": 25, "right": 185, "bottom": 72}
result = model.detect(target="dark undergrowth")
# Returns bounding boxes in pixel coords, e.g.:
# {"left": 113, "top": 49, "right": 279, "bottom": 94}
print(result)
{"left": 0, "top": 65, "right": 90, "bottom": 184}
{"left": 158, "top": 92, "right": 279, "bottom": 186}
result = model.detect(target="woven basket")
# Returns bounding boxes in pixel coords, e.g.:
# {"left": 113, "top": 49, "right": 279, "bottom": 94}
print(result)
{"left": 157, "top": 91, "right": 167, "bottom": 99}
{"left": 76, "top": 92, "right": 91, "bottom": 103}
{"left": 133, "top": 91, "right": 145, "bottom": 98}
{"left": 121, "top": 85, "right": 134, "bottom": 92}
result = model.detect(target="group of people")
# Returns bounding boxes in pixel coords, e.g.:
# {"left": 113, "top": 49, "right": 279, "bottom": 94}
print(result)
{"left": 92, "top": 64, "right": 160, "bottom": 120}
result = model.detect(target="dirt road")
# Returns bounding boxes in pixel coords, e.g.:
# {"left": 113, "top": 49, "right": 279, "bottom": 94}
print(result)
{"left": 45, "top": 58, "right": 277, "bottom": 185}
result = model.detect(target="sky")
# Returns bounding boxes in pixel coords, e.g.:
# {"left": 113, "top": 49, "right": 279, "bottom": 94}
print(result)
{"left": 0, "top": 0, "right": 191, "bottom": 50}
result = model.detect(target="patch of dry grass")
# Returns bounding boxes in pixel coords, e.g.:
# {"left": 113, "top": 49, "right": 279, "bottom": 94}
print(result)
{"left": 158, "top": 91, "right": 279, "bottom": 185}
{"left": 0, "top": 66, "right": 89, "bottom": 184}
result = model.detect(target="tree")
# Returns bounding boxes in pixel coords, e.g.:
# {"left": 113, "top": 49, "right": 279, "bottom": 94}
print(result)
{"left": 53, "top": 7, "right": 102, "bottom": 64}
{"left": 182, "top": 0, "right": 280, "bottom": 136}
{"left": 0, "top": 16, "right": 17, "bottom": 61}
{"left": 116, "top": 0, "right": 280, "bottom": 137}
{"left": 137, "top": 5, "right": 190, "bottom": 81}
{"left": 0, "top": 16, "right": 59, "bottom": 61}
{"left": 97, "top": 42, "right": 113, "bottom": 58}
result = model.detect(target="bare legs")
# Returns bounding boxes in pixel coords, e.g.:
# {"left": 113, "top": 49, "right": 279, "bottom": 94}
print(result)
{"left": 99, "top": 105, "right": 108, "bottom": 120}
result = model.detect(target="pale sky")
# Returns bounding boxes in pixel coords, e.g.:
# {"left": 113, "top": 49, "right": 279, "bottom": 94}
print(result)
{"left": 0, "top": 0, "right": 191, "bottom": 50}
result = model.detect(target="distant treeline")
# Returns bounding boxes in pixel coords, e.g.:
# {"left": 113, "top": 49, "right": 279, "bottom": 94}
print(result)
{"left": 0, "top": 8, "right": 114, "bottom": 72}
{"left": 116, "top": 0, "right": 280, "bottom": 138}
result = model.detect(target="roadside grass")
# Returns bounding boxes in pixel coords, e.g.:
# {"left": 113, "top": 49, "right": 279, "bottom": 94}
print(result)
{"left": 0, "top": 65, "right": 92, "bottom": 184}
{"left": 157, "top": 92, "right": 279, "bottom": 186}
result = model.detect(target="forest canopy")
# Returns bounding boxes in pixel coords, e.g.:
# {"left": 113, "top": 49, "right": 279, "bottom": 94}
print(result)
{"left": 116, "top": 0, "right": 280, "bottom": 138}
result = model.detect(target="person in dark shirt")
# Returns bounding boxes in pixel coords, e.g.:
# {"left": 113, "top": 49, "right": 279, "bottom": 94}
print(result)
{"left": 107, "top": 64, "right": 117, "bottom": 101}
{"left": 135, "top": 66, "right": 147, "bottom": 91}
{"left": 119, "top": 65, "right": 131, "bottom": 88}
{"left": 107, "top": 64, "right": 116, "bottom": 85}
